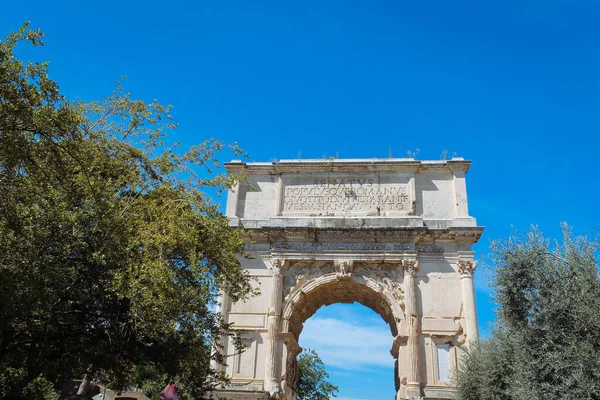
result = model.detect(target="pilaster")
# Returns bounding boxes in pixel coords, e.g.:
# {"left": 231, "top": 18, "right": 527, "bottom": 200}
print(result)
{"left": 401, "top": 256, "right": 422, "bottom": 399}
{"left": 265, "top": 258, "right": 285, "bottom": 398}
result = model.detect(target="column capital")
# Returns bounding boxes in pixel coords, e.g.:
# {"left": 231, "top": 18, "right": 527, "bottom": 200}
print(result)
{"left": 402, "top": 258, "right": 419, "bottom": 276}
{"left": 458, "top": 257, "right": 477, "bottom": 277}
{"left": 270, "top": 258, "right": 286, "bottom": 275}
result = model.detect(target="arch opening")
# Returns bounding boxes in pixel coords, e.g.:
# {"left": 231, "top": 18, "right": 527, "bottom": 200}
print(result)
{"left": 280, "top": 271, "right": 405, "bottom": 400}
{"left": 286, "top": 277, "right": 401, "bottom": 340}
{"left": 300, "top": 303, "right": 397, "bottom": 400}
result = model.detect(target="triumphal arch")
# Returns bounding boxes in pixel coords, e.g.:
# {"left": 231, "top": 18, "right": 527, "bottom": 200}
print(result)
{"left": 215, "top": 158, "right": 483, "bottom": 400}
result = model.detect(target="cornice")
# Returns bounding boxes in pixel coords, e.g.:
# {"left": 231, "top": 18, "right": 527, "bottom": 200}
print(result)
{"left": 225, "top": 158, "right": 471, "bottom": 174}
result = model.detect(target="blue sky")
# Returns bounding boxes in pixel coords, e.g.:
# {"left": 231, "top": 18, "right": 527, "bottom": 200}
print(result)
{"left": 2, "top": 1, "right": 600, "bottom": 399}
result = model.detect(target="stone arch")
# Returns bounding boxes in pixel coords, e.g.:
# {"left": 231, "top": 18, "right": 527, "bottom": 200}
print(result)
{"left": 278, "top": 260, "right": 406, "bottom": 398}
{"left": 281, "top": 262, "right": 406, "bottom": 339}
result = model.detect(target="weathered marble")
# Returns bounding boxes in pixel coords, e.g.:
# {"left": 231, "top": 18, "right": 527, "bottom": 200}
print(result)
{"left": 213, "top": 158, "right": 483, "bottom": 400}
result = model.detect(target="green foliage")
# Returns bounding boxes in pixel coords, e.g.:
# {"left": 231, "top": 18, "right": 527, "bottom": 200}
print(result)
{"left": 0, "top": 22, "right": 253, "bottom": 399}
{"left": 455, "top": 226, "right": 600, "bottom": 400}
{"left": 0, "top": 368, "right": 56, "bottom": 400}
{"left": 21, "top": 375, "right": 57, "bottom": 400}
{"left": 296, "top": 349, "right": 338, "bottom": 400}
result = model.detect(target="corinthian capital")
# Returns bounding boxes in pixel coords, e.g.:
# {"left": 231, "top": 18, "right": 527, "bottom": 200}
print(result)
{"left": 270, "top": 258, "right": 285, "bottom": 275}
{"left": 458, "top": 258, "right": 477, "bottom": 276}
{"left": 402, "top": 258, "right": 419, "bottom": 276}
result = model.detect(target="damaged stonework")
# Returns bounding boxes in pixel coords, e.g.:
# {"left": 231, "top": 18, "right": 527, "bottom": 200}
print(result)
{"left": 211, "top": 158, "right": 483, "bottom": 400}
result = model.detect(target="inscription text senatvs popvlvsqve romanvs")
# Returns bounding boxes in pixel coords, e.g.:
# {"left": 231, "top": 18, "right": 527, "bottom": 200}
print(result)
{"left": 283, "top": 178, "right": 410, "bottom": 213}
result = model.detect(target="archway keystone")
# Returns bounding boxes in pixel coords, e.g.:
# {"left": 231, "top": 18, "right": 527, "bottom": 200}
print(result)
{"left": 214, "top": 158, "right": 483, "bottom": 400}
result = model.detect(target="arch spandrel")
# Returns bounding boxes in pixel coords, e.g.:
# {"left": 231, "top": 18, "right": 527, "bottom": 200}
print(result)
{"left": 281, "top": 260, "right": 406, "bottom": 339}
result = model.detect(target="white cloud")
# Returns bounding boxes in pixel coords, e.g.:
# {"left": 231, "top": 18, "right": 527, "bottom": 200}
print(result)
{"left": 299, "top": 317, "right": 394, "bottom": 370}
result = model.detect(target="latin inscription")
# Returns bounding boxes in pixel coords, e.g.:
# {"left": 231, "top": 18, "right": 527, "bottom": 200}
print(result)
{"left": 283, "top": 178, "right": 410, "bottom": 214}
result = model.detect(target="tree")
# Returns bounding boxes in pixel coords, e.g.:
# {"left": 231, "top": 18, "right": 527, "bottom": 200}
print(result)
{"left": 296, "top": 349, "right": 338, "bottom": 400}
{"left": 455, "top": 226, "right": 600, "bottom": 400}
{"left": 0, "top": 23, "right": 253, "bottom": 400}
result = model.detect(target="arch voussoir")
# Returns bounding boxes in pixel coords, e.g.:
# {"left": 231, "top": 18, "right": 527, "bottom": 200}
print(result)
{"left": 281, "top": 261, "right": 406, "bottom": 339}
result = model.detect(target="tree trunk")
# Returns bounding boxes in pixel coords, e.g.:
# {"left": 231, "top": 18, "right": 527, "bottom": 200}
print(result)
{"left": 77, "top": 372, "right": 91, "bottom": 396}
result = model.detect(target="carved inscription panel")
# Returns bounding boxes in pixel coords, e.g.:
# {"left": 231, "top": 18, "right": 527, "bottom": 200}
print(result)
{"left": 281, "top": 172, "right": 413, "bottom": 216}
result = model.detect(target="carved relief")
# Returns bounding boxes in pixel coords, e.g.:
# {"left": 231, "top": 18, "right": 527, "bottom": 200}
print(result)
{"left": 283, "top": 261, "right": 406, "bottom": 304}
{"left": 315, "top": 231, "right": 417, "bottom": 243}
{"left": 282, "top": 261, "right": 334, "bottom": 300}
{"left": 283, "top": 263, "right": 406, "bottom": 340}
{"left": 416, "top": 244, "right": 444, "bottom": 254}
{"left": 359, "top": 264, "right": 405, "bottom": 307}
{"left": 283, "top": 262, "right": 407, "bottom": 305}
{"left": 393, "top": 243, "right": 414, "bottom": 251}
{"left": 281, "top": 261, "right": 407, "bottom": 340}
{"left": 317, "top": 231, "right": 380, "bottom": 242}
{"left": 334, "top": 259, "right": 354, "bottom": 280}
{"left": 272, "top": 242, "right": 385, "bottom": 252}
{"left": 381, "top": 277, "right": 404, "bottom": 304}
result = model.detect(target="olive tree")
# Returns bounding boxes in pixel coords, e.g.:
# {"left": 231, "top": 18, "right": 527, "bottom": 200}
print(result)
{"left": 455, "top": 226, "right": 600, "bottom": 400}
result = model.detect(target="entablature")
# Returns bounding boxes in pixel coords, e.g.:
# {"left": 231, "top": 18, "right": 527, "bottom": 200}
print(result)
{"left": 239, "top": 225, "right": 483, "bottom": 246}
